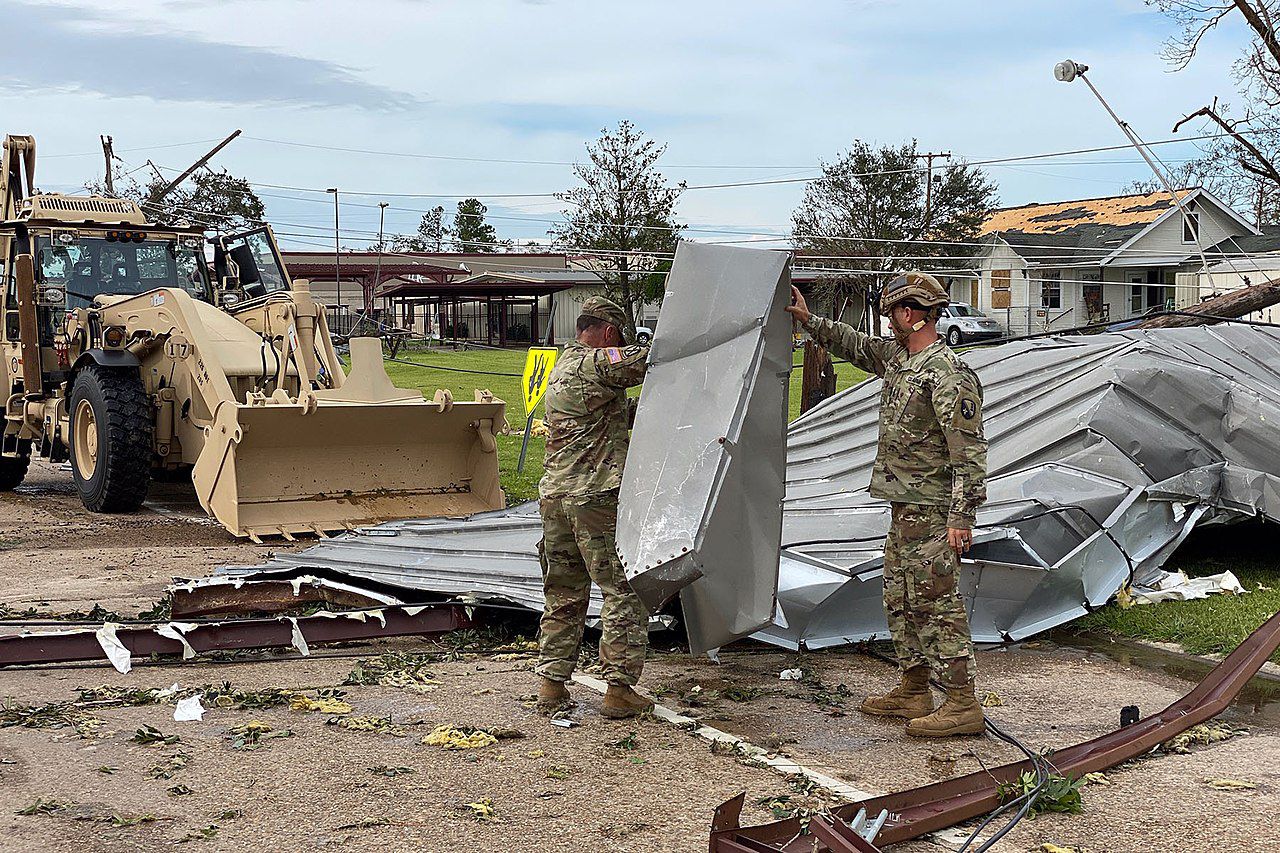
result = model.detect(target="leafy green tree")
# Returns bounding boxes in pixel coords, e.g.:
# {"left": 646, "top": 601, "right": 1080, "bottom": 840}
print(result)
{"left": 87, "top": 166, "right": 265, "bottom": 231}
{"left": 791, "top": 140, "right": 996, "bottom": 330}
{"left": 391, "top": 206, "right": 449, "bottom": 252}
{"left": 451, "top": 198, "right": 508, "bottom": 252}
{"left": 550, "top": 121, "right": 684, "bottom": 332}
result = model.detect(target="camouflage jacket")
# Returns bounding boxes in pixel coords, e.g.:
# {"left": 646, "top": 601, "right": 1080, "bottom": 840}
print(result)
{"left": 802, "top": 316, "right": 988, "bottom": 528}
{"left": 538, "top": 340, "right": 648, "bottom": 499}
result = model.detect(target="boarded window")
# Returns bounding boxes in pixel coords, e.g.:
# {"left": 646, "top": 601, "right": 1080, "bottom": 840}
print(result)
{"left": 991, "top": 269, "right": 1011, "bottom": 309}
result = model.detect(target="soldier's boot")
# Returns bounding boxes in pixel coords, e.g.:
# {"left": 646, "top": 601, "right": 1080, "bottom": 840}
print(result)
{"left": 536, "top": 677, "right": 571, "bottom": 715}
{"left": 858, "top": 666, "right": 934, "bottom": 719}
{"left": 905, "top": 683, "right": 985, "bottom": 738}
{"left": 600, "top": 684, "right": 653, "bottom": 719}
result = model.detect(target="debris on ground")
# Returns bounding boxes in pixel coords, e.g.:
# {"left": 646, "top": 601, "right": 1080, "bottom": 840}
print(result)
{"left": 1082, "top": 771, "right": 1111, "bottom": 786}
{"left": 147, "top": 752, "right": 190, "bottom": 780}
{"left": 423, "top": 725, "right": 498, "bottom": 750}
{"left": 1162, "top": 721, "right": 1249, "bottom": 754}
{"left": 367, "top": 765, "right": 416, "bottom": 777}
{"left": 132, "top": 724, "right": 181, "bottom": 746}
{"left": 980, "top": 690, "right": 1004, "bottom": 708}
{"left": 337, "top": 816, "right": 392, "bottom": 830}
{"left": 1206, "top": 778, "right": 1258, "bottom": 791}
{"left": 465, "top": 798, "right": 497, "bottom": 822}
{"left": 289, "top": 692, "right": 353, "bottom": 715}
{"left": 225, "top": 721, "right": 292, "bottom": 750}
{"left": 343, "top": 651, "right": 442, "bottom": 693}
{"left": 173, "top": 695, "right": 205, "bottom": 722}
{"left": 327, "top": 715, "right": 403, "bottom": 736}
{"left": 997, "top": 772, "right": 1085, "bottom": 817}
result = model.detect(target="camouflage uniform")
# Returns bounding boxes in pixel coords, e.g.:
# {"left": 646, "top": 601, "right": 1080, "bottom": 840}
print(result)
{"left": 535, "top": 334, "right": 650, "bottom": 687}
{"left": 800, "top": 315, "right": 987, "bottom": 685}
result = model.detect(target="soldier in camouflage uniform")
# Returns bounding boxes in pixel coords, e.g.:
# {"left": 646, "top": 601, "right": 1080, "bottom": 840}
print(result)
{"left": 786, "top": 273, "right": 988, "bottom": 737}
{"left": 535, "top": 295, "right": 654, "bottom": 720}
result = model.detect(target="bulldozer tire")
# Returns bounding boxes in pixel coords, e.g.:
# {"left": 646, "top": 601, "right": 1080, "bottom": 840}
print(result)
{"left": 0, "top": 453, "right": 29, "bottom": 491}
{"left": 69, "top": 365, "right": 152, "bottom": 512}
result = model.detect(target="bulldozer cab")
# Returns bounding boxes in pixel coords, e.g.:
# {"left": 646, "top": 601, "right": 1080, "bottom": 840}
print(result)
{"left": 25, "top": 228, "right": 211, "bottom": 312}
{"left": 215, "top": 226, "right": 290, "bottom": 304}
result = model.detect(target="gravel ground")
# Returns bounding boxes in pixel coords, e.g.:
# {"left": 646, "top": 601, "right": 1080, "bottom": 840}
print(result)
{"left": 2, "top": 461, "right": 1277, "bottom": 852}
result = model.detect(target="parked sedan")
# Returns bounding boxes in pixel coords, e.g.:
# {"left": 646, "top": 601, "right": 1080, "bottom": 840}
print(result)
{"left": 938, "top": 302, "right": 1003, "bottom": 346}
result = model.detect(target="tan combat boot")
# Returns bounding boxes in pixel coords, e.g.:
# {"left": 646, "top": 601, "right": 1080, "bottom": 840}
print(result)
{"left": 536, "top": 677, "right": 571, "bottom": 715}
{"left": 906, "top": 682, "right": 985, "bottom": 738}
{"left": 858, "top": 666, "right": 934, "bottom": 719}
{"left": 601, "top": 684, "right": 653, "bottom": 719}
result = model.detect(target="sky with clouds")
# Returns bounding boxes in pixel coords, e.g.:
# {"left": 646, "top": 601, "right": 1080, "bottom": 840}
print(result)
{"left": 0, "top": 0, "right": 1255, "bottom": 250}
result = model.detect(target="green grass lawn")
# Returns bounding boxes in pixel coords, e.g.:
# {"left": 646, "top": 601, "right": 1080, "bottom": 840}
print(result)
{"left": 1069, "top": 523, "right": 1280, "bottom": 662}
{"left": 380, "top": 343, "right": 868, "bottom": 503}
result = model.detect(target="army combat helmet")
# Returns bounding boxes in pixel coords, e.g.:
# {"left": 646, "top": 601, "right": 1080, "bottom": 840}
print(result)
{"left": 578, "top": 295, "right": 630, "bottom": 340}
{"left": 879, "top": 271, "right": 950, "bottom": 317}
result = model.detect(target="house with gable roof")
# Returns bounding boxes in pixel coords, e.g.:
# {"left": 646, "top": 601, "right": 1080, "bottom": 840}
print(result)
{"left": 957, "top": 187, "right": 1268, "bottom": 335}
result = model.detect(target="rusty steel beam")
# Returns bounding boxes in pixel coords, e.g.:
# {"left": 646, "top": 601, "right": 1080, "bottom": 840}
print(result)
{"left": 0, "top": 606, "right": 470, "bottom": 667}
{"left": 710, "top": 607, "right": 1280, "bottom": 852}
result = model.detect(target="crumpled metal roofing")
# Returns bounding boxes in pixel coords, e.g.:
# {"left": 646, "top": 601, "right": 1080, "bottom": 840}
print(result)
{"left": 768, "top": 324, "right": 1280, "bottom": 648}
{"left": 618, "top": 242, "right": 791, "bottom": 652}
{"left": 207, "top": 325, "right": 1280, "bottom": 652}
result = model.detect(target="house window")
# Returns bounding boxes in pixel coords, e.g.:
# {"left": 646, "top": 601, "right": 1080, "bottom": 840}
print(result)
{"left": 1040, "top": 271, "right": 1062, "bottom": 310}
{"left": 1182, "top": 203, "right": 1200, "bottom": 244}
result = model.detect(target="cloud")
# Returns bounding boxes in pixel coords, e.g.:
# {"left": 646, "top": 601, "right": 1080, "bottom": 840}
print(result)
{"left": 0, "top": 0, "right": 420, "bottom": 110}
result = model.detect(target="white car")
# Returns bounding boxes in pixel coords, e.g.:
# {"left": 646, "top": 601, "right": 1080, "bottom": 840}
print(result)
{"left": 937, "top": 302, "right": 1003, "bottom": 347}
{"left": 635, "top": 325, "right": 654, "bottom": 345}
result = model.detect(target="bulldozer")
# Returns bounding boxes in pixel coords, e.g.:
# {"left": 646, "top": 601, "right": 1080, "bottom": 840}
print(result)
{"left": 0, "top": 134, "right": 506, "bottom": 540}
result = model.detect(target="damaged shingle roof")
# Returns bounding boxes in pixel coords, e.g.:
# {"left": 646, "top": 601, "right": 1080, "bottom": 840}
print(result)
{"left": 976, "top": 188, "right": 1199, "bottom": 263}
{"left": 982, "top": 189, "right": 1193, "bottom": 236}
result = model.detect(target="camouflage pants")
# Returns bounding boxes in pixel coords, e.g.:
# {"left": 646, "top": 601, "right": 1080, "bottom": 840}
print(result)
{"left": 535, "top": 490, "right": 648, "bottom": 686}
{"left": 883, "top": 503, "right": 977, "bottom": 687}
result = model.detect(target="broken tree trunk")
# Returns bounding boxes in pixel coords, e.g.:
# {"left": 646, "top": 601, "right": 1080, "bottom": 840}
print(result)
{"left": 1136, "top": 277, "right": 1280, "bottom": 329}
{"left": 800, "top": 339, "right": 837, "bottom": 414}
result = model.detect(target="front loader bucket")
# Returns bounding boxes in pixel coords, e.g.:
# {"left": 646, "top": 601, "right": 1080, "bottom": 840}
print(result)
{"left": 192, "top": 397, "right": 506, "bottom": 541}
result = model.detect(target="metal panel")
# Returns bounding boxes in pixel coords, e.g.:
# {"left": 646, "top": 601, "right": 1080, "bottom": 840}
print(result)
{"left": 617, "top": 242, "right": 791, "bottom": 652}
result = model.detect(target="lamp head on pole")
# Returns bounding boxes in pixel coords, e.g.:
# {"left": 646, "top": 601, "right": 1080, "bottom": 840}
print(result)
{"left": 1054, "top": 59, "right": 1088, "bottom": 83}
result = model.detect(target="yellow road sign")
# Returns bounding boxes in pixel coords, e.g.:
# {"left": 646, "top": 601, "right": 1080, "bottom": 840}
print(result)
{"left": 521, "top": 347, "right": 558, "bottom": 417}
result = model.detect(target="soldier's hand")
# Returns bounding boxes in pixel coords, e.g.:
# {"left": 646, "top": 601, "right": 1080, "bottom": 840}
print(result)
{"left": 947, "top": 527, "right": 973, "bottom": 556}
{"left": 784, "top": 286, "right": 811, "bottom": 324}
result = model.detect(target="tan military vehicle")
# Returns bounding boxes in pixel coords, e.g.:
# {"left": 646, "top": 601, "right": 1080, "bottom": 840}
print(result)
{"left": 0, "top": 134, "right": 505, "bottom": 540}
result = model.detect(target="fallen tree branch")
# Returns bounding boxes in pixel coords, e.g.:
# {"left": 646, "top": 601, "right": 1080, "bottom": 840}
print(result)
{"left": 1136, "top": 276, "right": 1280, "bottom": 328}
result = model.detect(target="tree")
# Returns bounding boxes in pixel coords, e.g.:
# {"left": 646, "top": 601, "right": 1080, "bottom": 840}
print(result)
{"left": 1149, "top": 1, "right": 1280, "bottom": 223}
{"left": 550, "top": 121, "right": 685, "bottom": 332}
{"left": 451, "top": 198, "right": 508, "bottom": 252}
{"left": 790, "top": 141, "right": 997, "bottom": 330}
{"left": 391, "top": 205, "right": 449, "bottom": 252}
{"left": 87, "top": 164, "right": 264, "bottom": 230}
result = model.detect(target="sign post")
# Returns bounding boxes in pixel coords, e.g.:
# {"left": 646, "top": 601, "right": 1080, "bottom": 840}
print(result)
{"left": 517, "top": 347, "right": 558, "bottom": 473}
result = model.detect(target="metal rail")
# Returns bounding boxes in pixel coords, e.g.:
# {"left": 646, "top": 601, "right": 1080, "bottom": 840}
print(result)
{"left": 709, "top": 607, "right": 1280, "bottom": 852}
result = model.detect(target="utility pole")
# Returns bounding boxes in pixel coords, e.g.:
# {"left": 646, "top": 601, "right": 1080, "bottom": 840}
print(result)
{"left": 327, "top": 188, "right": 341, "bottom": 318}
{"left": 100, "top": 135, "right": 116, "bottom": 196}
{"left": 373, "top": 201, "right": 389, "bottom": 318}
{"left": 918, "top": 151, "right": 951, "bottom": 224}
{"left": 152, "top": 129, "right": 242, "bottom": 203}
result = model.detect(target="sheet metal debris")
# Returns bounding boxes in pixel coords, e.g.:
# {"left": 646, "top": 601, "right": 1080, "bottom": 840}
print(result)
{"left": 709, "top": 605, "right": 1280, "bottom": 852}
{"left": 0, "top": 606, "right": 469, "bottom": 668}
{"left": 204, "top": 326, "right": 1279, "bottom": 651}
{"left": 772, "top": 324, "right": 1280, "bottom": 648}
{"left": 618, "top": 241, "right": 791, "bottom": 651}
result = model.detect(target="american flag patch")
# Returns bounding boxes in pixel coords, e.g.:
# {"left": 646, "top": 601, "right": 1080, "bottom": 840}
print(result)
{"left": 605, "top": 347, "right": 623, "bottom": 364}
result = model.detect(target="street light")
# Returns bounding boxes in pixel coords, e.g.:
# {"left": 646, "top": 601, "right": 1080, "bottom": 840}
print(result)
{"left": 326, "top": 187, "right": 340, "bottom": 316}
{"left": 1054, "top": 59, "right": 1209, "bottom": 274}
{"left": 374, "top": 201, "right": 389, "bottom": 321}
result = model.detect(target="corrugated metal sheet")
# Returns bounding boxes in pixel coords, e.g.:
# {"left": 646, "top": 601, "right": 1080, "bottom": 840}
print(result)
{"left": 208, "top": 325, "right": 1280, "bottom": 651}
{"left": 618, "top": 242, "right": 791, "bottom": 652}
